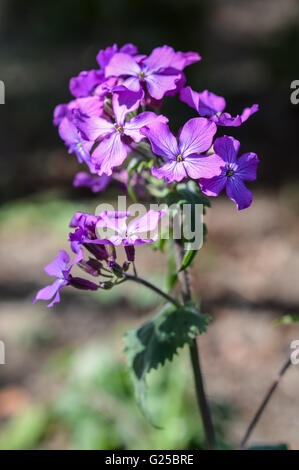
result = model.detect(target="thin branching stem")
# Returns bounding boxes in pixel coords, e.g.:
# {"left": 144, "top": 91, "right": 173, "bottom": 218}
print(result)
{"left": 124, "top": 273, "right": 180, "bottom": 308}
{"left": 240, "top": 357, "right": 292, "bottom": 449}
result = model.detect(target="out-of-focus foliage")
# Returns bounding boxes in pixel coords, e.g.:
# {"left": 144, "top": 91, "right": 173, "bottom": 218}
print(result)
{"left": 0, "top": 342, "right": 233, "bottom": 450}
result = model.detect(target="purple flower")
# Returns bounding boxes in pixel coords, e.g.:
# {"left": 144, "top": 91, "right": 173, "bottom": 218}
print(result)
{"left": 199, "top": 136, "right": 259, "bottom": 210}
{"left": 180, "top": 86, "right": 259, "bottom": 127}
{"left": 141, "top": 118, "right": 223, "bottom": 183}
{"left": 73, "top": 172, "right": 112, "bottom": 193}
{"left": 69, "top": 212, "right": 111, "bottom": 261}
{"left": 32, "top": 250, "right": 97, "bottom": 307}
{"left": 54, "top": 94, "right": 104, "bottom": 127}
{"left": 105, "top": 46, "right": 186, "bottom": 100}
{"left": 32, "top": 250, "right": 71, "bottom": 307}
{"left": 56, "top": 95, "right": 106, "bottom": 172}
{"left": 78, "top": 89, "right": 167, "bottom": 175}
{"left": 96, "top": 43, "right": 138, "bottom": 71}
{"left": 95, "top": 210, "right": 165, "bottom": 246}
{"left": 58, "top": 117, "right": 95, "bottom": 172}
{"left": 69, "top": 70, "right": 104, "bottom": 98}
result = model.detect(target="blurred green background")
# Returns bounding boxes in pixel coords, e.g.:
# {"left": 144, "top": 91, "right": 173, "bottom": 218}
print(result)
{"left": 1, "top": 0, "right": 299, "bottom": 450}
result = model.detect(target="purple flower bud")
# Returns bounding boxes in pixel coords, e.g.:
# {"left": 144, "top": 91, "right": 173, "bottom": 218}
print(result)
{"left": 125, "top": 245, "right": 135, "bottom": 262}
{"left": 108, "top": 261, "right": 123, "bottom": 278}
{"left": 78, "top": 258, "right": 103, "bottom": 276}
{"left": 68, "top": 275, "right": 98, "bottom": 291}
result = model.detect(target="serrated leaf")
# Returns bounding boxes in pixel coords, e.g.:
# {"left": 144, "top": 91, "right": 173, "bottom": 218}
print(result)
{"left": 124, "top": 303, "right": 210, "bottom": 425}
{"left": 124, "top": 303, "right": 210, "bottom": 380}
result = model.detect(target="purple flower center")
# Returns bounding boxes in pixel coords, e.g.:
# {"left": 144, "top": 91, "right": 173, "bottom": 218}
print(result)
{"left": 226, "top": 169, "right": 235, "bottom": 177}
{"left": 138, "top": 71, "right": 145, "bottom": 79}
{"left": 176, "top": 154, "right": 183, "bottom": 162}
{"left": 114, "top": 123, "right": 124, "bottom": 133}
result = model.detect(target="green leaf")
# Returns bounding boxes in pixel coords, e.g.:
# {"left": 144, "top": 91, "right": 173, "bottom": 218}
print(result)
{"left": 124, "top": 303, "right": 210, "bottom": 424}
{"left": 158, "top": 181, "right": 210, "bottom": 209}
{"left": 165, "top": 240, "right": 178, "bottom": 291}
{"left": 124, "top": 303, "right": 210, "bottom": 381}
{"left": 274, "top": 315, "right": 299, "bottom": 325}
{"left": 247, "top": 443, "right": 288, "bottom": 450}
{"left": 179, "top": 249, "right": 198, "bottom": 272}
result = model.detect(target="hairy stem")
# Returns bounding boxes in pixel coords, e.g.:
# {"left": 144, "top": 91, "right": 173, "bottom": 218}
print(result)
{"left": 124, "top": 273, "right": 180, "bottom": 308}
{"left": 174, "top": 240, "right": 216, "bottom": 450}
{"left": 240, "top": 357, "right": 292, "bottom": 449}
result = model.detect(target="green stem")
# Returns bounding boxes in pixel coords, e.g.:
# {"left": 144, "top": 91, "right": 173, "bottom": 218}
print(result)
{"left": 124, "top": 273, "right": 180, "bottom": 308}
{"left": 174, "top": 240, "right": 216, "bottom": 450}
{"left": 132, "top": 261, "right": 138, "bottom": 277}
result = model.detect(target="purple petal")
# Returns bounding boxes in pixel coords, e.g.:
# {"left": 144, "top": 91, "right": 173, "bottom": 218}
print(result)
{"left": 199, "top": 174, "right": 227, "bottom": 197}
{"left": 165, "top": 72, "right": 186, "bottom": 97}
{"left": 32, "top": 278, "right": 66, "bottom": 307}
{"left": 237, "top": 152, "right": 259, "bottom": 182}
{"left": 152, "top": 160, "right": 187, "bottom": 183}
{"left": 44, "top": 250, "right": 70, "bottom": 277}
{"left": 124, "top": 236, "right": 158, "bottom": 246}
{"left": 180, "top": 87, "right": 226, "bottom": 117}
{"left": 73, "top": 172, "right": 112, "bottom": 193}
{"left": 120, "top": 43, "right": 138, "bottom": 55}
{"left": 97, "top": 43, "right": 138, "bottom": 70}
{"left": 127, "top": 210, "right": 165, "bottom": 235}
{"left": 77, "top": 115, "right": 114, "bottom": 142}
{"left": 112, "top": 88, "right": 143, "bottom": 125}
{"left": 92, "top": 235, "right": 124, "bottom": 246}
{"left": 94, "top": 77, "right": 118, "bottom": 97}
{"left": 141, "top": 122, "right": 178, "bottom": 158}
{"left": 179, "top": 118, "right": 217, "bottom": 156}
{"left": 214, "top": 136, "right": 240, "bottom": 164}
{"left": 96, "top": 44, "right": 118, "bottom": 69}
{"left": 69, "top": 212, "right": 99, "bottom": 229}
{"left": 53, "top": 103, "right": 70, "bottom": 126}
{"left": 145, "top": 73, "right": 180, "bottom": 100}
{"left": 76, "top": 96, "right": 104, "bottom": 118}
{"left": 69, "top": 70, "right": 104, "bottom": 98}
{"left": 58, "top": 117, "right": 79, "bottom": 144}
{"left": 121, "top": 76, "right": 142, "bottom": 93}
{"left": 91, "top": 133, "right": 129, "bottom": 176}
{"left": 211, "top": 104, "right": 258, "bottom": 127}
{"left": 226, "top": 177, "right": 253, "bottom": 210}
{"left": 240, "top": 104, "right": 259, "bottom": 123}
{"left": 142, "top": 46, "right": 176, "bottom": 73}
{"left": 183, "top": 153, "right": 225, "bottom": 180}
{"left": 171, "top": 51, "right": 201, "bottom": 70}
{"left": 105, "top": 52, "right": 140, "bottom": 78}
{"left": 124, "top": 112, "right": 168, "bottom": 143}
{"left": 96, "top": 211, "right": 129, "bottom": 235}
{"left": 211, "top": 112, "right": 242, "bottom": 127}
{"left": 58, "top": 118, "right": 94, "bottom": 168}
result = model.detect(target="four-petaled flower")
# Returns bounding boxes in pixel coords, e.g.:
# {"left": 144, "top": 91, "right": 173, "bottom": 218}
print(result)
{"left": 95, "top": 210, "right": 165, "bottom": 246}
{"left": 199, "top": 136, "right": 259, "bottom": 210}
{"left": 78, "top": 89, "right": 167, "bottom": 175}
{"left": 105, "top": 46, "right": 200, "bottom": 100}
{"left": 141, "top": 118, "right": 224, "bottom": 183}
{"left": 32, "top": 250, "right": 98, "bottom": 307}
{"left": 180, "top": 86, "right": 259, "bottom": 127}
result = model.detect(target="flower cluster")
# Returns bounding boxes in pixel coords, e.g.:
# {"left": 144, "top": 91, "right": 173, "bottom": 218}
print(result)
{"left": 34, "top": 43, "right": 260, "bottom": 306}
{"left": 33, "top": 209, "right": 164, "bottom": 306}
